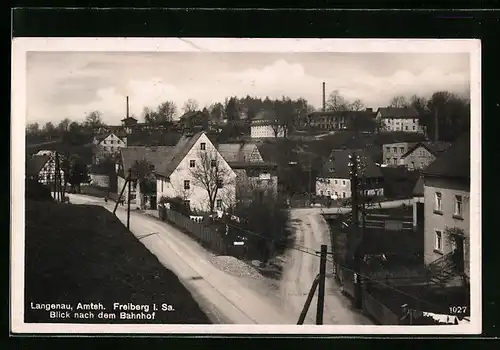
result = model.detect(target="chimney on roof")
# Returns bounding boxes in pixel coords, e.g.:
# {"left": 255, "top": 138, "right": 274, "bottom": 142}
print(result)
{"left": 126, "top": 96, "right": 130, "bottom": 119}
{"left": 322, "top": 82, "right": 326, "bottom": 112}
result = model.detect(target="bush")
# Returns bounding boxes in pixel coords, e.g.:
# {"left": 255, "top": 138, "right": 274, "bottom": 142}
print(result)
{"left": 159, "top": 196, "right": 191, "bottom": 216}
{"left": 232, "top": 193, "right": 292, "bottom": 262}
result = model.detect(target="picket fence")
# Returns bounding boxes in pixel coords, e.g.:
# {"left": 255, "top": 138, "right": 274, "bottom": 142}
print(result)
{"left": 159, "top": 207, "right": 227, "bottom": 255}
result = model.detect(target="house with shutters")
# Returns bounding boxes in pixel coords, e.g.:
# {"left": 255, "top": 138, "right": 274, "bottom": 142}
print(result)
{"left": 155, "top": 132, "right": 237, "bottom": 213}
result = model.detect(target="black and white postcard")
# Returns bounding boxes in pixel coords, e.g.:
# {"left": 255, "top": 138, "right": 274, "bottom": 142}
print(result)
{"left": 11, "top": 38, "right": 481, "bottom": 334}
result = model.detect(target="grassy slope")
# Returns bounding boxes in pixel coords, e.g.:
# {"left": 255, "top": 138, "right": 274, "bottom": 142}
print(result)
{"left": 24, "top": 200, "right": 211, "bottom": 324}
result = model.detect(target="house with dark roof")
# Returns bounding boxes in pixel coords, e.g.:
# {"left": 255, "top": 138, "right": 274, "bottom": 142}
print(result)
{"left": 382, "top": 142, "right": 418, "bottom": 167}
{"left": 401, "top": 141, "right": 452, "bottom": 170}
{"left": 179, "top": 110, "right": 209, "bottom": 132}
{"left": 316, "top": 149, "right": 384, "bottom": 199}
{"left": 26, "top": 154, "right": 64, "bottom": 186}
{"left": 421, "top": 133, "right": 470, "bottom": 281}
{"left": 155, "top": 132, "right": 236, "bottom": 213}
{"left": 117, "top": 146, "right": 175, "bottom": 208}
{"left": 250, "top": 111, "right": 284, "bottom": 139}
{"left": 376, "top": 107, "right": 425, "bottom": 133}
{"left": 303, "top": 109, "right": 377, "bottom": 132}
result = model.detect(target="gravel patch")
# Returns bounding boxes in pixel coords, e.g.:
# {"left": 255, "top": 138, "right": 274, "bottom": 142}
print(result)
{"left": 210, "top": 255, "right": 263, "bottom": 280}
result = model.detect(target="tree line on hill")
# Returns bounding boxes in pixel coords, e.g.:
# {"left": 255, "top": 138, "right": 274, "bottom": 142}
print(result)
{"left": 26, "top": 89, "right": 470, "bottom": 146}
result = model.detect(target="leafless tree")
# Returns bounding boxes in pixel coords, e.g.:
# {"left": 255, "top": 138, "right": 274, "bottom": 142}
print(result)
{"left": 349, "top": 99, "right": 365, "bottom": 111}
{"left": 189, "top": 149, "right": 234, "bottom": 213}
{"left": 26, "top": 122, "right": 40, "bottom": 135}
{"left": 389, "top": 95, "right": 409, "bottom": 108}
{"left": 84, "top": 111, "right": 105, "bottom": 130}
{"left": 326, "top": 90, "right": 351, "bottom": 111}
{"left": 182, "top": 98, "right": 200, "bottom": 114}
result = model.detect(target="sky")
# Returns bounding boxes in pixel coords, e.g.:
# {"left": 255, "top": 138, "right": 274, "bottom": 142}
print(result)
{"left": 26, "top": 51, "right": 470, "bottom": 125}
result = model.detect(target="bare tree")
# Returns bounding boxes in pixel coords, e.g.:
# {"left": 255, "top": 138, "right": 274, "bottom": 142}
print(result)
{"left": 189, "top": 149, "right": 234, "bottom": 213}
{"left": 182, "top": 99, "right": 200, "bottom": 114}
{"left": 157, "top": 101, "right": 177, "bottom": 122}
{"left": 57, "top": 118, "right": 72, "bottom": 132}
{"left": 84, "top": 111, "right": 105, "bottom": 130}
{"left": 389, "top": 95, "right": 409, "bottom": 108}
{"left": 326, "top": 90, "right": 351, "bottom": 111}
{"left": 349, "top": 99, "right": 365, "bottom": 111}
{"left": 26, "top": 122, "right": 40, "bottom": 135}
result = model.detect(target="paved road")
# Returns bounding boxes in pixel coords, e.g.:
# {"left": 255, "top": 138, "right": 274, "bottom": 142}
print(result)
{"left": 280, "top": 208, "right": 374, "bottom": 325}
{"left": 67, "top": 194, "right": 297, "bottom": 325}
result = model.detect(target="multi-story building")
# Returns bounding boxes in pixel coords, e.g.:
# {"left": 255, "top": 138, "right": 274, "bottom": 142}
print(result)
{"left": 422, "top": 133, "right": 470, "bottom": 279}
{"left": 250, "top": 111, "right": 284, "bottom": 139}
{"left": 302, "top": 109, "right": 377, "bottom": 132}
{"left": 382, "top": 142, "right": 417, "bottom": 166}
{"left": 316, "top": 149, "right": 384, "bottom": 199}
{"left": 401, "top": 141, "right": 452, "bottom": 171}
{"left": 376, "top": 107, "right": 425, "bottom": 133}
{"left": 93, "top": 132, "right": 128, "bottom": 159}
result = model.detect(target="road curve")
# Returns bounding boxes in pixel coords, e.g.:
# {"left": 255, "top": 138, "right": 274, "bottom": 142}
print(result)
{"left": 280, "top": 208, "right": 374, "bottom": 325}
{"left": 67, "top": 194, "right": 298, "bottom": 325}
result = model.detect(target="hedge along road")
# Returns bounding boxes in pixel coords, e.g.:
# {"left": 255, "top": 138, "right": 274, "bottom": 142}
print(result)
{"left": 67, "top": 193, "right": 298, "bottom": 325}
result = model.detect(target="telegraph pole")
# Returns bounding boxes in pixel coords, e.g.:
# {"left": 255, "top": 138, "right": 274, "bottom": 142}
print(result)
{"left": 316, "top": 244, "right": 327, "bottom": 325}
{"left": 127, "top": 168, "right": 132, "bottom": 230}
{"left": 349, "top": 152, "right": 363, "bottom": 309}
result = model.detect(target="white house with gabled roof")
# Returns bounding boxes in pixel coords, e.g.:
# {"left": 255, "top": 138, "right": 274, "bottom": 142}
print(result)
{"left": 155, "top": 132, "right": 237, "bottom": 213}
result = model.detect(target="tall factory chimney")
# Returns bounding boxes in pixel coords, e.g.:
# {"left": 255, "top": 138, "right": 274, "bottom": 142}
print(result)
{"left": 322, "top": 82, "right": 326, "bottom": 112}
{"left": 126, "top": 96, "right": 130, "bottom": 119}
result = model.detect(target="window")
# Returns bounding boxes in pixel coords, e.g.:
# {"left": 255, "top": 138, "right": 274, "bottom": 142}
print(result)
{"left": 405, "top": 126, "right": 408, "bottom": 130}
{"left": 189, "top": 160, "right": 195, "bottom": 168}
{"left": 216, "top": 178, "right": 223, "bottom": 188}
{"left": 386, "top": 158, "right": 391, "bottom": 164}
{"left": 327, "top": 191, "right": 331, "bottom": 196}
{"left": 211, "top": 159, "right": 217, "bottom": 167}
{"left": 335, "top": 191, "right": 338, "bottom": 196}
{"left": 334, "top": 180, "right": 338, "bottom": 184}
{"left": 342, "top": 192, "right": 346, "bottom": 198}
{"left": 386, "top": 147, "right": 390, "bottom": 152}
{"left": 413, "top": 119, "right": 417, "bottom": 123}
{"left": 393, "top": 147, "right": 397, "bottom": 153}
{"left": 413, "top": 125, "right": 416, "bottom": 130}
{"left": 435, "top": 230, "right": 443, "bottom": 252}
{"left": 410, "top": 161, "right": 415, "bottom": 169}
{"left": 454, "top": 195, "right": 463, "bottom": 217}
{"left": 434, "top": 192, "right": 442, "bottom": 212}
{"left": 320, "top": 190, "right": 324, "bottom": 196}
{"left": 184, "top": 200, "right": 190, "bottom": 208}
{"left": 216, "top": 199, "right": 223, "bottom": 210}
{"left": 393, "top": 158, "right": 398, "bottom": 164}
{"left": 110, "top": 140, "right": 114, "bottom": 145}
{"left": 342, "top": 180, "right": 346, "bottom": 185}
{"left": 184, "top": 180, "right": 190, "bottom": 190}
{"left": 200, "top": 142, "right": 206, "bottom": 150}
{"left": 400, "top": 147, "right": 404, "bottom": 153}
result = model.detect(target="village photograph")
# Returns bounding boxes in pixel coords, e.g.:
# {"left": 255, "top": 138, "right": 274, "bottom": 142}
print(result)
{"left": 13, "top": 38, "right": 480, "bottom": 333}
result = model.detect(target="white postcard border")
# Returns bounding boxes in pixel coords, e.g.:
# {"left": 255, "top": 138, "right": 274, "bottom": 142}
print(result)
{"left": 11, "top": 38, "right": 482, "bottom": 335}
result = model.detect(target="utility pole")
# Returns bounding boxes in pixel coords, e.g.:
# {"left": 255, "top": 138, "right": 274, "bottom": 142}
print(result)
{"left": 127, "top": 168, "right": 132, "bottom": 230}
{"left": 349, "top": 152, "right": 363, "bottom": 310}
{"left": 316, "top": 244, "right": 327, "bottom": 325}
